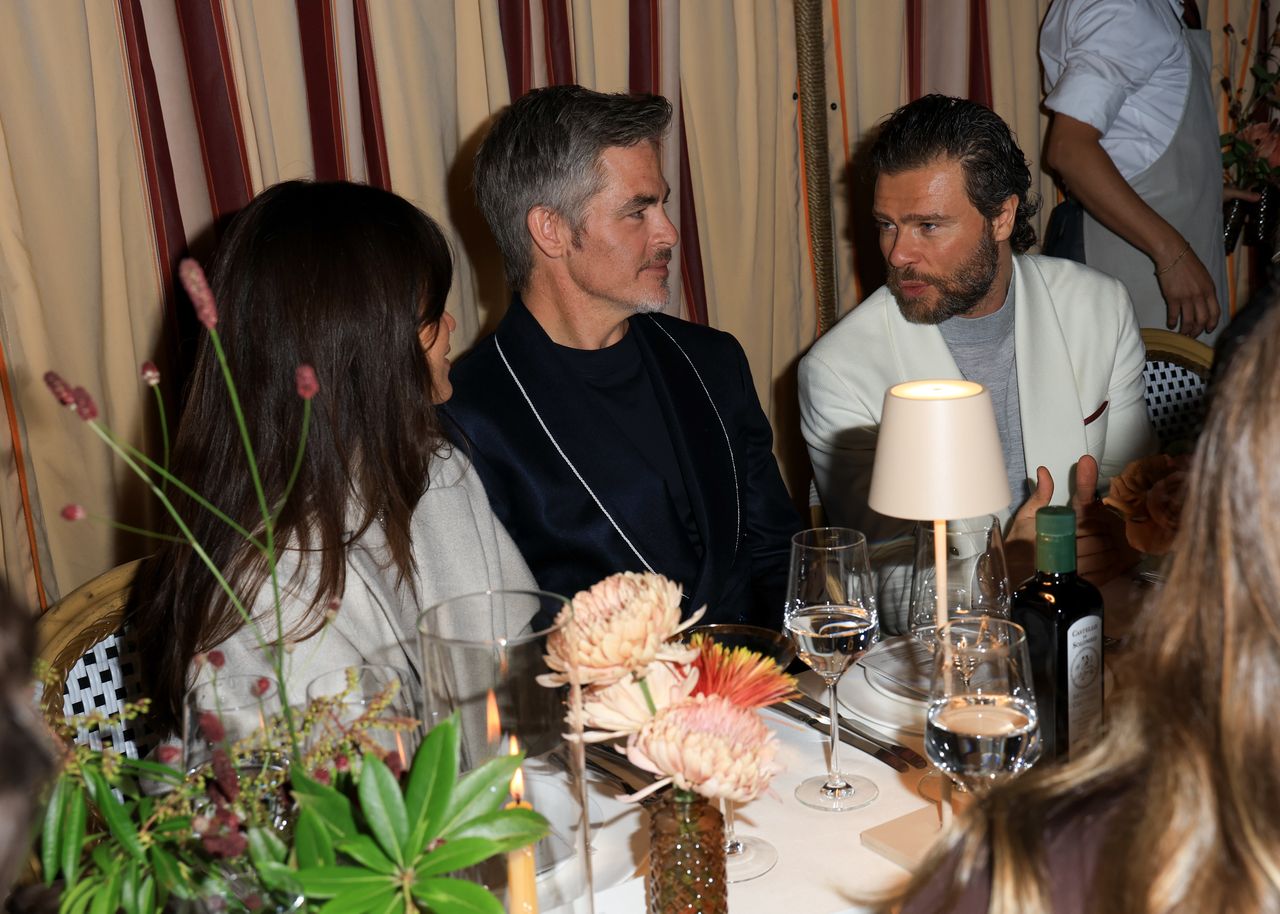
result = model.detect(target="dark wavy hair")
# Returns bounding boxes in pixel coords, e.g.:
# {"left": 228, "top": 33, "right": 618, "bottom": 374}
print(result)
{"left": 474, "top": 84, "right": 672, "bottom": 291}
{"left": 871, "top": 94, "right": 1040, "bottom": 253}
{"left": 129, "top": 180, "right": 453, "bottom": 732}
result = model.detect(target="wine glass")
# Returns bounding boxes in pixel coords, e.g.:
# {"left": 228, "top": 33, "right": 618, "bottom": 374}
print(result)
{"left": 783, "top": 527, "right": 880, "bottom": 811}
{"left": 909, "top": 514, "right": 1011, "bottom": 652}
{"left": 305, "top": 664, "right": 420, "bottom": 773}
{"left": 925, "top": 618, "right": 1040, "bottom": 797}
{"left": 687, "top": 623, "right": 796, "bottom": 881}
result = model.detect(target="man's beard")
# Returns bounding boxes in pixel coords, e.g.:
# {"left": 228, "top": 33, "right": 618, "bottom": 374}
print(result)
{"left": 631, "top": 248, "right": 673, "bottom": 313}
{"left": 887, "top": 223, "right": 1000, "bottom": 325}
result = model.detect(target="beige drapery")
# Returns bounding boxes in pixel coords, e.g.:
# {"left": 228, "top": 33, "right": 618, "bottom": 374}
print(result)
{"left": 0, "top": 0, "right": 1263, "bottom": 605}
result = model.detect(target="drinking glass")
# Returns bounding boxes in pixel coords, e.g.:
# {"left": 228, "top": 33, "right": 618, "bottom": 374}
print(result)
{"left": 909, "top": 514, "right": 1011, "bottom": 651}
{"left": 783, "top": 528, "right": 880, "bottom": 811}
{"left": 305, "top": 664, "right": 419, "bottom": 773}
{"left": 925, "top": 618, "right": 1040, "bottom": 796}
{"left": 418, "top": 590, "right": 593, "bottom": 913}
{"left": 182, "top": 673, "right": 290, "bottom": 829}
{"left": 686, "top": 624, "right": 796, "bottom": 880}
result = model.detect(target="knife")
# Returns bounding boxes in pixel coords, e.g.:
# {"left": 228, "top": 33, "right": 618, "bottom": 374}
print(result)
{"left": 792, "top": 693, "right": 928, "bottom": 769}
{"left": 771, "top": 701, "right": 909, "bottom": 773}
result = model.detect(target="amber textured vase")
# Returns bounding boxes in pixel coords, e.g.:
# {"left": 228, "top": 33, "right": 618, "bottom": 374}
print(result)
{"left": 646, "top": 789, "right": 729, "bottom": 914}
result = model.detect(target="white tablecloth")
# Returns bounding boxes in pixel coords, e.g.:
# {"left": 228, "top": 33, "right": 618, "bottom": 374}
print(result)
{"left": 591, "top": 708, "right": 930, "bottom": 913}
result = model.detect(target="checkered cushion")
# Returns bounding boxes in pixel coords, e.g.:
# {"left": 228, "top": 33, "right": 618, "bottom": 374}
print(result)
{"left": 1144, "top": 359, "right": 1208, "bottom": 450}
{"left": 61, "top": 625, "right": 157, "bottom": 758}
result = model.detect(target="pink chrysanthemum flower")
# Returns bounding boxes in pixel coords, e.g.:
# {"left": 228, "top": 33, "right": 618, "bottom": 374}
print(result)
{"left": 60, "top": 504, "right": 86, "bottom": 522}
{"left": 542, "top": 572, "right": 703, "bottom": 687}
{"left": 574, "top": 660, "right": 697, "bottom": 741}
{"left": 295, "top": 364, "right": 319, "bottom": 400}
{"left": 140, "top": 361, "right": 161, "bottom": 386}
{"left": 43, "top": 371, "right": 75, "bottom": 407}
{"left": 72, "top": 387, "right": 98, "bottom": 421}
{"left": 179, "top": 258, "right": 218, "bottom": 329}
{"left": 625, "top": 694, "right": 782, "bottom": 803}
{"left": 689, "top": 634, "right": 798, "bottom": 709}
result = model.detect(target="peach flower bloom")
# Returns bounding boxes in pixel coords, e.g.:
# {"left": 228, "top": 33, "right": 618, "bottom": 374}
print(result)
{"left": 542, "top": 572, "right": 703, "bottom": 687}
{"left": 573, "top": 661, "right": 698, "bottom": 741}
{"left": 1242, "top": 122, "right": 1280, "bottom": 168}
{"left": 625, "top": 694, "right": 782, "bottom": 803}
{"left": 1104, "top": 454, "right": 1191, "bottom": 555}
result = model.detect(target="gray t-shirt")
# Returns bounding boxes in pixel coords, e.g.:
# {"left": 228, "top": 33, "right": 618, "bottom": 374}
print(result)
{"left": 938, "top": 283, "right": 1027, "bottom": 515}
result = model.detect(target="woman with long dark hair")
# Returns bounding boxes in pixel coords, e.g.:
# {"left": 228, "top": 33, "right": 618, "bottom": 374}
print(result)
{"left": 889, "top": 302, "right": 1280, "bottom": 912}
{"left": 130, "top": 180, "right": 533, "bottom": 734}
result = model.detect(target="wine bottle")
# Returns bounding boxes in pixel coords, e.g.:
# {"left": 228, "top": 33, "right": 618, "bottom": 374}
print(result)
{"left": 1011, "top": 506, "right": 1104, "bottom": 761}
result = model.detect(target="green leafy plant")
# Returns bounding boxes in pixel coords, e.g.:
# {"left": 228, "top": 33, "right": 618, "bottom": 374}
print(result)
{"left": 1221, "top": 16, "right": 1280, "bottom": 190}
{"left": 36, "top": 714, "right": 547, "bottom": 914}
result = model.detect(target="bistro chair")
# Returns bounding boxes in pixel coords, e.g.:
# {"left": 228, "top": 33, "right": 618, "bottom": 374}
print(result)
{"left": 36, "top": 558, "right": 155, "bottom": 757}
{"left": 1141, "top": 328, "right": 1213, "bottom": 450}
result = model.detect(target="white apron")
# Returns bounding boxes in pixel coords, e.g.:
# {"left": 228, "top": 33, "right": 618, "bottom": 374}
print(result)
{"left": 1081, "top": 26, "right": 1227, "bottom": 344}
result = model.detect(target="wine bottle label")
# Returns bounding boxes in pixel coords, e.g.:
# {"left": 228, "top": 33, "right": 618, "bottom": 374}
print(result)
{"left": 1065, "top": 614, "right": 1103, "bottom": 758}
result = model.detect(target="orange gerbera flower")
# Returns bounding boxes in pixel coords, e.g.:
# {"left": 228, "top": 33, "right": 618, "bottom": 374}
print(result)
{"left": 689, "top": 634, "right": 797, "bottom": 709}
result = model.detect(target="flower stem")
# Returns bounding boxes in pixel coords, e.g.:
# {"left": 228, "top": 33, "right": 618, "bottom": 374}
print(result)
{"left": 638, "top": 676, "right": 658, "bottom": 716}
{"left": 149, "top": 384, "right": 170, "bottom": 494}
{"left": 272, "top": 400, "right": 310, "bottom": 524}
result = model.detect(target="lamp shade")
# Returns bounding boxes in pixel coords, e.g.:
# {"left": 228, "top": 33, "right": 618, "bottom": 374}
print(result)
{"left": 868, "top": 380, "right": 1011, "bottom": 521}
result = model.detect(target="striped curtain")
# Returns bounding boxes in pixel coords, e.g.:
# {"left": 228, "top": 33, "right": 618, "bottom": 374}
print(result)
{"left": 0, "top": 0, "right": 1263, "bottom": 608}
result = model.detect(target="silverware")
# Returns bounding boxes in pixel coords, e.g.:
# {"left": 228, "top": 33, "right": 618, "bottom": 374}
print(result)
{"left": 583, "top": 744, "right": 665, "bottom": 806}
{"left": 771, "top": 701, "right": 909, "bottom": 773}
{"left": 791, "top": 693, "right": 928, "bottom": 769}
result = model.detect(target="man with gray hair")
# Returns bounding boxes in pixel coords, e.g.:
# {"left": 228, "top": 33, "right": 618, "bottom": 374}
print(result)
{"left": 444, "top": 85, "right": 800, "bottom": 627}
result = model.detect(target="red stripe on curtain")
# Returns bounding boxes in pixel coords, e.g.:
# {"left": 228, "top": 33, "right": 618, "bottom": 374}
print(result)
{"left": 678, "top": 103, "right": 709, "bottom": 326}
{"left": 628, "top": 0, "right": 660, "bottom": 94}
{"left": 175, "top": 0, "right": 252, "bottom": 219}
{"left": 967, "top": 0, "right": 992, "bottom": 106}
{"left": 118, "top": 0, "right": 188, "bottom": 359}
{"left": 0, "top": 339, "right": 48, "bottom": 610}
{"left": 353, "top": 0, "right": 391, "bottom": 190}
{"left": 296, "top": 0, "right": 347, "bottom": 181}
{"left": 906, "top": 0, "right": 923, "bottom": 100}
{"left": 541, "top": 0, "right": 575, "bottom": 86}
{"left": 497, "top": 0, "right": 533, "bottom": 99}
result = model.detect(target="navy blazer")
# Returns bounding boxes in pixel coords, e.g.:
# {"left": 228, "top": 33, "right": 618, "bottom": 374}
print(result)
{"left": 442, "top": 297, "right": 802, "bottom": 628}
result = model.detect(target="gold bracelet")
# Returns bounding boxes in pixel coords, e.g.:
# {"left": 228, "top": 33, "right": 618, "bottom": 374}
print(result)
{"left": 1155, "top": 241, "right": 1192, "bottom": 276}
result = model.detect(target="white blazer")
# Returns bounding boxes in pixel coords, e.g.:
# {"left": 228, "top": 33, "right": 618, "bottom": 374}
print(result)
{"left": 799, "top": 255, "right": 1157, "bottom": 543}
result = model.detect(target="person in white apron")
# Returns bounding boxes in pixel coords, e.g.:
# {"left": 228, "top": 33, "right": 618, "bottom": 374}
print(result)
{"left": 1040, "top": 0, "right": 1227, "bottom": 343}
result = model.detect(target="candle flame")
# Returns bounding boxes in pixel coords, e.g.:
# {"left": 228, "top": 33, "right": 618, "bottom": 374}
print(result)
{"left": 485, "top": 689, "right": 500, "bottom": 743}
{"left": 509, "top": 734, "right": 525, "bottom": 802}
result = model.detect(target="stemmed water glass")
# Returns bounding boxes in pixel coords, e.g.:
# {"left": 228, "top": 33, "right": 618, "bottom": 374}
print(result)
{"left": 924, "top": 618, "right": 1040, "bottom": 796}
{"left": 908, "top": 515, "right": 1011, "bottom": 799}
{"left": 909, "top": 514, "right": 1011, "bottom": 651}
{"left": 783, "top": 527, "right": 880, "bottom": 811}
{"left": 688, "top": 623, "right": 797, "bottom": 880}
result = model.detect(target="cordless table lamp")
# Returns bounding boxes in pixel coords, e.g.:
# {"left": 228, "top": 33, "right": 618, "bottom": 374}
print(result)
{"left": 861, "top": 379, "right": 1011, "bottom": 867}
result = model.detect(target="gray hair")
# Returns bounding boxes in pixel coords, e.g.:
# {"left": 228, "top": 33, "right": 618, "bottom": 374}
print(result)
{"left": 474, "top": 85, "right": 673, "bottom": 292}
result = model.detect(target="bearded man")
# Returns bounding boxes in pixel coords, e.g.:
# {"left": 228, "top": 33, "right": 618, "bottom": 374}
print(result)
{"left": 800, "top": 95, "right": 1155, "bottom": 571}
{"left": 445, "top": 85, "right": 801, "bottom": 628}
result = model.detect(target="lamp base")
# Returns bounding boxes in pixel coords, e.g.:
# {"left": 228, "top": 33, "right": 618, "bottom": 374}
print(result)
{"left": 859, "top": 805, "right": 945, "bottom": 870}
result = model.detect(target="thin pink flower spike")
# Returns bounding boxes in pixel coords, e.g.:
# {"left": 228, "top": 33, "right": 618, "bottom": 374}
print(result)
{"left": 140, "top": 361, "right": 161, "bottom": 386}
{"left": 207, "top": 649, "right": 226, "bottom": 669}
{"left": 179, "top": 258, "right": 218, "bottom": 330}
{"left": 72, "top": 388, "right": 98, "bottom": 421}
{"left": 60, "top": 504, "right": 86, "bottom": 522}
{"left": 295, "top": 364, "right": 319, "bottom": 400}
{"left": 43, "top": 371, "right": 75, "bottom": 407}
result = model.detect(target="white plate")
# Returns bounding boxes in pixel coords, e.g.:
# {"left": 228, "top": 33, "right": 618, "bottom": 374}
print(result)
{"left": 836, "top": 664, "right": 926, "bottom": 738}
{"left": 584, "top": 771, "right": 647, "bottom": 890}
{"left": 857, "top": 638, "right": 930, "bottom": 705}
